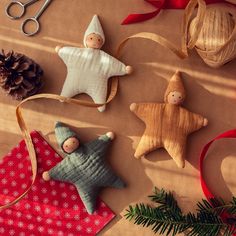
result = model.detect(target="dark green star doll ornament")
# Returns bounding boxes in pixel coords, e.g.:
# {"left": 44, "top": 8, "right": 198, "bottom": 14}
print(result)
{"left": 42, "top": 122, "right": 126, "bottom": 214}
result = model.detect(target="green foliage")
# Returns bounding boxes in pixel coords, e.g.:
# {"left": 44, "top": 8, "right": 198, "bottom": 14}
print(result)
{"left": 125, "top": 188, "right": 236, "bottom": 236}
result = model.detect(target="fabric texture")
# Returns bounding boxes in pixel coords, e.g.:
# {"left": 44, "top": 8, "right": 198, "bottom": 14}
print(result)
{"left": 84, "top": 15, "right": 105, "bottom": 47}
{"left": 58, "top": 15, "right": 128, "bottom": 112}
{"left": 48, "top": 122, "right": 126, "bottom": 214}
{"left": 130, "top": 71, "right": 207, "bottom": 168}
{"left": 0, "top": 131, "right": 115, "bottom": 236}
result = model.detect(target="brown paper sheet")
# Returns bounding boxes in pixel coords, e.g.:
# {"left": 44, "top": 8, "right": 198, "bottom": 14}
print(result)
{"left": 0, "top": 0, "right": 236, "bottom": 235}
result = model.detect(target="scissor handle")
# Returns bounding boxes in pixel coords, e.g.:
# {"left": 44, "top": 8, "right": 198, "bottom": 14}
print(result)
{"left": 5, "top": 1, "right": 26, "bottom": 19}
{"left": 21, "top": 17, "right": 40, "bottom": 37}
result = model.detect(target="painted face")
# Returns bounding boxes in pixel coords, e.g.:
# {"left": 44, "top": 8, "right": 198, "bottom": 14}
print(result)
{"left": 62, "top": 137, "right": 80, "bottom": 154}
{"left": 167, "top": 91, "right": 184, "bottom": 105}
{"left": 85, "top": 33, "right": 103, "bottom": 49}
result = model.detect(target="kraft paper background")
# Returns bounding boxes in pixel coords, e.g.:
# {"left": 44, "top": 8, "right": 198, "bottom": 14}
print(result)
{"left": 0, "top": 0, "right": 236, "bottom": 235}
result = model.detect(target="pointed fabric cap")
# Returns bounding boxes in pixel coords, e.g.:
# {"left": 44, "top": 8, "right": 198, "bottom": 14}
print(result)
{"left": 83, "top": 15, "right": 105, "bottom": 47}
{"left": 164, "top": 71, "right": 186, "bottom": 103}
{"left": 55, "top": 121, "right": 78, "bottom": 152}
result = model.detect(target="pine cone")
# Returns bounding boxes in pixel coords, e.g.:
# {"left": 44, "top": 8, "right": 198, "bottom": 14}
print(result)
{"left": 0, "top": 50, "right": 43, "bottom": 100}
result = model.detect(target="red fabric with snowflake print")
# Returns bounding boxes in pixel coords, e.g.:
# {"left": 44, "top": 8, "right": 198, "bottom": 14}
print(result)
{"left": 0, "top": 131, "right": 115, "bottom": 236}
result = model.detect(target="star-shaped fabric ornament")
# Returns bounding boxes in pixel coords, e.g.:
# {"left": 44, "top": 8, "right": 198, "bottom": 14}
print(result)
{"left": 56, "top": 15, "right": 132, "bottom": 112}
{"left": 43, "top": 122, "right": 126, "bottom": 214}
{"left": 130, "top": 71, "right": 208, "bottom": 168}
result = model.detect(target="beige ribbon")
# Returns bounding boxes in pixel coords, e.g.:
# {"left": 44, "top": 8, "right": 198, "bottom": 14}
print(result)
{"left": 0, "top": 0, "right": 210, "bottom": 210}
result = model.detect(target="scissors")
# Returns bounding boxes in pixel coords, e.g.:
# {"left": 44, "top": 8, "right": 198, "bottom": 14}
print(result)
{"left": 5, "top": 0, "right": 52, "bottom": 36}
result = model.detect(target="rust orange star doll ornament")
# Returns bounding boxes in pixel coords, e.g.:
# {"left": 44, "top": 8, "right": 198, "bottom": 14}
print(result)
{"left": 130, "top": 71, "right": 208, "bottom": 168}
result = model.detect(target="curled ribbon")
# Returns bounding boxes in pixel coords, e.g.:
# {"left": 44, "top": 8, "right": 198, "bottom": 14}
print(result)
{"left": 122, "top": 0, "right": 228, "bottom": 24}
{"left": 199, "top": 129, "right": 236, "bottom": 235}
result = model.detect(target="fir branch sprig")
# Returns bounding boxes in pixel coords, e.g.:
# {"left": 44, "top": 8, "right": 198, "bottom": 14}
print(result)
{"left": 125, "top": 188, "right": 236, "bottom": 236}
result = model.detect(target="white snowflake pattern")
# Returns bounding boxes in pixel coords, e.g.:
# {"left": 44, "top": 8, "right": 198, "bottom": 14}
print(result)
{"left": 41, "top": 188, "right": 47, "bottom": 194}
{"left": 18, "top": 221, "right": 24, "bottom": 228}
{"left": 13, "top": 191, "right": 19, "bottom": 197}
{"left": 58, "top": 230, "right": 64, "bottom": 236}
{"left": 61, "top": 192, "right": 67, "bottom": 198}
{"left": 26, "top": 214, "right": 32, "bottom": 219}
{"left": 55, "top": 210, "right": 60, "bottom": 216}
{"left": 33, "top": 195, "right": 39, "bottom": 201}
{"left": 54, "top": 153, "right": 60, "bottom": 158}
{"left": 38, "top": 226, "right": 44, "bottom": 233}
{"left": 31, "top": 185, "right": 37, "bottom": 191}
{"left": 66, "top": 223, "right": 72, "bottom": 229}
{"left": 20, "top": 173, "right": 25, "bottom": 179}
{"left": 0, "top": 217, "right": 3, "bottom": 223}
{"left": 71, "top": 194, "right": 77, "bottom": 200}
{"left": 36, "top": 147, "right": 41, "bottom": 154}
{"left": 16, "top": 212, "right": 23, "bottom": 217}
{"left": 76, "top": 225, "right": 82, "bottom": 231}
{"left": 0, "top": 168, "right": 6, "bottom": 174}
{"left": 19, "top": 232, "right": 25, "bottom": 236}
{"left": 25, "top": 203, "right": 31, "bottom": 209}
{"left": 65, "top": 212, "right": 70, "bottom": 218}
{"left": 21, "top": 183, "right": 27, "bottom": 189}
{"left": 8, "top": 160, "right": 14, "bottom": 166}
{"left": 47, "top": 228, "right": 54, "bottom": 235}
{"left": 43, "top": 198, "right": 49, "bottom": 204}
{"left": 9, "top": 229, "right": 15, "bottom": 235}
{"left": 51, "top": 190, "right": 57, "bottom": 196}
{"left": 8, "top": 219, "right": 14, "bottom": 225}
{"left": 84, "top": 217, "right": 90, "bottom": 223}
{"left": 44, "top": 208, "right": 51, "bottom": 214}
{"left": 69, "top": 185, "right": 75, "bottom": 190}
{"left": 10, "top": 171, "right": 15, "bottom": 177}
{"left": 43, "top": 141, "right": 48, "bottom": 146}
{"left": 4, "top": 199, "right": 10, "bottom": 204}
{"left": 46, "top": 218, "right": 52, "bottom": 224}
{"left": 74, "top": 214, "right": 80, "bottom": 220}
{"left": 49, "top": 180, "right": 56, "bottom": 186}
{"left": 0, "top": 227, "right": 5, "bottom": 233}
{"left": 1, "top": 178, "right": 7, "bottom": 184}
{"left": 36, "top": 216, "right": 42, "bottom": 222}
{"left": 86, "top": 227, "right": 92, "bottom": 233}
{"left": 102, "top": 211, "right": 108, "bottom": 217}
{"left": 28, "top": 224, "right": 34, "bottom": 230}
{"left": 63, "top": 202, "right": 69, "bottom": 208}
{"left": 33, "top": 138, "right": 39, "bottom": 143}
{"left": 11, "top": 180, "right": 17, "bottom": 187}
{"left": 16, "top": 153, "right": 22, "bottom": 159}
{"left": 18, "top": 163, "right": 24, "bottom": 169}
{"left": 3, "top": 188, "right": 9, "bottom": 194}
{"left": 53, "top": 200, "right": 59, "bottom": 206}
{"left": 46, "top": 160, "right": 52, "bottom": 166}
{"left": 73, "top": 205, "right": 79, "bottom": 211}
{"left": 95, "top": 219, "right": 100, "bottom": 225}
{"left": 5, "top": 209, "right": 12, "bottom": 215}
{"left": 56, "top": 220, "right": 62, "bottom": 226}
{"left": 34, "top": 205, "right": 41, "bottom": 212}
{"left": 44, "top": 150, "right": 51, "bottom": 156}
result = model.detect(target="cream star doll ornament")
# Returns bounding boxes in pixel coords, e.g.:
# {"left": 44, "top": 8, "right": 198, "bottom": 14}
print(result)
{"left": 56, "top": 15, "right": 133, "bottom": 112}
{"left": 130, "top": 71, "right": 208, "bottom": 168}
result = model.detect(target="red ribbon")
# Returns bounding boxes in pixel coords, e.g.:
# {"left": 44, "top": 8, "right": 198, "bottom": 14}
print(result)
{"left": 199, "top": 129, "right": 236, "bottom": 235}
{"left": 122, "top": 0, "right": 227, "bottom": 24}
